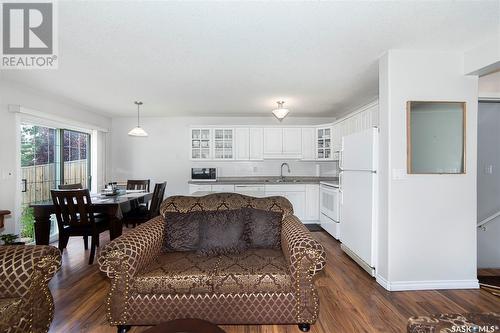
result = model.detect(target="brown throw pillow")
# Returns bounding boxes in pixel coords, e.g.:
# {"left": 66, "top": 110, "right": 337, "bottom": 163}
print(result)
{"left": 163, "top": 211, "right": 202, "bottom": 252}
{"left": 242, "top": 208, "right": 283, "bottom": 248}
{"left": 197, "top": 209, "right": 250, "bottom": 256}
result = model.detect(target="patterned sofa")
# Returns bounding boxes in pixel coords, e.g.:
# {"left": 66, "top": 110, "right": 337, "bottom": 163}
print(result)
{"left": 0, "top": 245, "right": 62, "bottom": 333}
{"left": 98, "top": 193, "right": 326, "bottom": 332}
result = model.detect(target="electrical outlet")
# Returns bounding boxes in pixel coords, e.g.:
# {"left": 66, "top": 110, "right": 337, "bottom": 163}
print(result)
{"left": 485, "top": 165, "right": 493, "bottom": 175}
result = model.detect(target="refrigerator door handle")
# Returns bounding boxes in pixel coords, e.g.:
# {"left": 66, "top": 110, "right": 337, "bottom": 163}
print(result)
{"left": 338, "top": 172, "right": 343, "bottom": 205}
{"left": 339, "top": 150, "right": 343, "bottom": 171}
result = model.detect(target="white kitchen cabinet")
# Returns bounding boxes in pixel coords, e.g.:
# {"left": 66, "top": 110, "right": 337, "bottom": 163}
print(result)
{"left": 282, "top": 128, "right": 302, "bottom": 157}
{"left": 286, "top": 191, "right": 306, "bottom": 221}
{"left": 249, "top": 128, "right": 264, "bottom": 160}
{"left": 211, "top": 184, "right": 235, "bottom": 192}
{"left": 213, "top": 128, "right": 234, "bottom": 160}
{"left": 332, "top": 123, "right": 342, "bottom": 160}
{"left": 234, "top": 184, "right": 265, "bottom": 194}
{"left": 263, "top": 128, "right": 283, "bottom": 157}
{"left": 189, "top": 184, "right": 212, "bottom": 194}
{"left": 263, "top": 128, "right": 302, "bottom": 159}
{"left": 191, "top": 128, "right": 212, "bottom": 160}
{"left": 316, "top": 127, "right": 333, "bottom": 160}
{"left": 305, "top": 184, "right": 319, "bottom": 221}
{"left": 235, "top": 128, "right": 250, "bottom": 160}
{"left": 265, "top": 184, "right": 307, "bottom": 221}
{"left": 301, "top": 128, "right": 316, "bottom": 160}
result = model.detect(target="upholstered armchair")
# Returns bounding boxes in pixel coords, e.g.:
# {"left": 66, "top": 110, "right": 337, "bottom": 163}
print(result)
{"left": 98, "top": 193, "right": 326, "bottom": 333}
{"left": 0, "top": 245, "right": 61, "bottom": 333}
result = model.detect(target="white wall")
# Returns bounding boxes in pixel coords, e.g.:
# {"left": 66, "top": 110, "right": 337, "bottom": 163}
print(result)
{"left": 477, "top": 101, "right": 500, "bottom": 268}
{"left": 377, "top": 50, "right": 478, "bottom": 290}
{"left": 0, "top": 80, "right": 111, "bottom": 234}
{"left": 110, "top": 116, "right": 336, "bottom": 197}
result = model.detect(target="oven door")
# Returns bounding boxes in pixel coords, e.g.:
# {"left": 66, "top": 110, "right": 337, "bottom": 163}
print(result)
{"left": 320, "top": 184, "right": 339, "bottom": 222}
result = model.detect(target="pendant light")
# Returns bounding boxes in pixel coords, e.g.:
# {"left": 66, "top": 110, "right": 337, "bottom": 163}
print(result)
{"left": 128, "top": 101, "right": 148, "bottom": 137}
{"left": 272, "top": 101, "right": 290, "bottom": 120}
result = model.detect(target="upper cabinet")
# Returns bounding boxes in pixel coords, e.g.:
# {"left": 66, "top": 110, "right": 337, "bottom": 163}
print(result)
{"left": 191, "top": 128, "right": 212, "bottom": 160}
{"left": 301, "top": 128, "right": 316, "bottom": 160}
{"left": 249, "top": 128, "right": 264, "bottom": 160}
{"left": 234, "top": 128, "right": 250, "bottom": 160}
{"left": 213, "top": 128, "right": 234, "bottom": 160}
{"left": 263, "top": 128, "right": 302, "bottom": 159}
{"left": 316, "top": 127, "right": 333, "bottom": 160}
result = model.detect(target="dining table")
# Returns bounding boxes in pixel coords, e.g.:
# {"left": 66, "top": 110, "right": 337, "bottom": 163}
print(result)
{"left": 30, "top": 191, "right": 153, "bottom": 245}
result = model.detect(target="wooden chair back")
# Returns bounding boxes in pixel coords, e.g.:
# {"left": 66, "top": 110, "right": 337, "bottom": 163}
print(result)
{"left": 51, "top": 189, "right": 95, "bottom": 228}
{"left": 149, "top": 182, "right": 167, "bottom": 218}
{"left": 58, "top": 183, "right": 83, "bottom": 190}
{"left": 127, "top": 179, "right": 150, "bottom": 192}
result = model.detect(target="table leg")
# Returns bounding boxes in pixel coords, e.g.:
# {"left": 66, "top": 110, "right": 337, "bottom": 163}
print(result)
{"left": 33, "top": 208, "right": 51, "bottom": 245}
{"left": 108, "top": 212, "right": 123, "bottom": 241}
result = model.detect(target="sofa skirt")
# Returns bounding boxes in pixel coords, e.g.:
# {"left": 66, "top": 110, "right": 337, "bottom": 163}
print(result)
{"left": 124, "top": 292, "right": 299, "bottom": 325}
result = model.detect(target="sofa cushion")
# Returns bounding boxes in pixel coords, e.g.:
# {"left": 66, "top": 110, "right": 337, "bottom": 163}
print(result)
{"left": 132, "top": 251, "right": 219, "bottom": 294}
{"left": 132, "top": 249, "right": 291, "bottom": 295}
{"left": 197, "top": 209, "right": 249, "bottom": 256}
{"left": 212, "top": 249, "right": 291, "bottom": 294}
{"left": 243, "top": 208, "right": 282, "bottom": 249}
{"left": 163, "top": 211, "right": 202, "bottom": 252}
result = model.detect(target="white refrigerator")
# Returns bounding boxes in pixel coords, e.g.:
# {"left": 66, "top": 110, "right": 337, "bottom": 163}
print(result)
{"left": 339, "top": 127, "right": 378, "bottom": 276}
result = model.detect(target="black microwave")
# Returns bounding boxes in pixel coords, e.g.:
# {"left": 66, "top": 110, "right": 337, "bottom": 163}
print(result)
{"left": 191, "top": 168, "right": 217, "bottom": 181}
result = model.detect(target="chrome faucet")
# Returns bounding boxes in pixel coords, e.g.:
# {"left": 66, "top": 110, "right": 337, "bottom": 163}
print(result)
{"left": 280, "top": 162, "right": 291, "bottom": 180}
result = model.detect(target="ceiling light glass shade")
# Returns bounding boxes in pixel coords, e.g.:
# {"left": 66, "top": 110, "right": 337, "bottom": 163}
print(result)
{"left": 128, "top": 126, "right": 148, "bottom": 137}
{"left": 272, "top": 107, "right": 290, "bottom": 120}
{"left": 129, "top": 101, "right": 148, "bottom": 136}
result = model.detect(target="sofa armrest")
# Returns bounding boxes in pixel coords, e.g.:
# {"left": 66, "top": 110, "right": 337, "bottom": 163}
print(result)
{"left": 97, "top": 215, "right": 165, "bottom": 324}
{"left": 0, "top": 245, "right": 61, "bottom": 333}
{"left": 281, "top": 215, "right": 326, "bottom": 324}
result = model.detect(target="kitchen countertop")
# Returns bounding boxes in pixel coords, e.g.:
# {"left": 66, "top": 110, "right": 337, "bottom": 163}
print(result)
{"left": 189, "top": 176, "right": 338, "bottom": 185}
{"left": 191, "top": 191, "right": 269, "bottom": 197}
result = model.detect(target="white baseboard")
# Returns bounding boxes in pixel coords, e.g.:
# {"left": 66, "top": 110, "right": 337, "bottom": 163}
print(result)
{"left": 375, "top": 274, "right": 479, "bottom": 291}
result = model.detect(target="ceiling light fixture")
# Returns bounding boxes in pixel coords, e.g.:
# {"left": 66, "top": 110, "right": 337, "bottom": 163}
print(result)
{"left": 128, "top": 101, "right": 148, "bottom": 137}
{"left": 272, "top": 101, "right": 290, "bottom": 120}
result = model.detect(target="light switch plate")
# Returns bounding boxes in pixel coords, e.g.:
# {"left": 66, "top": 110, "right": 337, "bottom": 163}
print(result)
{"left": 392, "top": 168, "right": 406, "bottom": 180}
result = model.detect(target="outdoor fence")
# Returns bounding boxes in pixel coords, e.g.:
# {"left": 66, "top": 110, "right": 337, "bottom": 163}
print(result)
{"left": 21, "top": 160, "right": 88, "bottom": 205}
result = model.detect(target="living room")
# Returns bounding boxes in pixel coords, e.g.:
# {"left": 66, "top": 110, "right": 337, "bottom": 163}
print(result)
{"left": 0, "top": 1, "right": 499, "bottom": 333}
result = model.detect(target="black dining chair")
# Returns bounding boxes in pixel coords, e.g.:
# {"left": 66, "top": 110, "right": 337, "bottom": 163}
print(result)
{"left": 126, "top": 179, "right": 150, "bottom": 192}
{"left": 51, "top": 189, "right": 111, "bottom": 264}
{"left": 58, "top": 183, "right": 83, "bottom": 190}
{"left": 124, "top": 182, "right": 166, "bottom": 228}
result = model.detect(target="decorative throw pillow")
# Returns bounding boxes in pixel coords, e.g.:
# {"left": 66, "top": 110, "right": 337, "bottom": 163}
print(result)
{"left": 197, "top": 209, "right": 250, "bottom": 256}
{"left": 242, "top": 208, "right": 283, "bottom": 248}
{"left": 163, "top": 211, "right": 202, "bottom": 252}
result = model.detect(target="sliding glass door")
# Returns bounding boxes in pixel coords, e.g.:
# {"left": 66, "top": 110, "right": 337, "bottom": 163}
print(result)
{"left": 20, "top": 123, "right": 91, "bottom": 242}
{"left": 61, "top": 129, "right": 91, "bottom": 188}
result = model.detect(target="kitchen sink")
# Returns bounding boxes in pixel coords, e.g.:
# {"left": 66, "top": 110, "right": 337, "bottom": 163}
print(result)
{"left": 264, "top": 178, "right": 301, "bottom": 183}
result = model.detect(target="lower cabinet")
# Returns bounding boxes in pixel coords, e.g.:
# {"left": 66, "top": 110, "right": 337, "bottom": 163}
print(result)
{"left": 265, "top": 184, "right": 318, "bottom": 223}
{"left": 188, "top": 183, "right": 320, "bottom": 223}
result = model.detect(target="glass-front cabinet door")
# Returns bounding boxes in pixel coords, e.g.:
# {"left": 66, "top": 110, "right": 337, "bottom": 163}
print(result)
{"left": 317, "top": 127, "right": 332, "bottom": 160}
{"left": 191, "top": 128, "right": 212, "bottom": 159}
{"left": 213, "top": 128, "right": 234, "bottom": 159}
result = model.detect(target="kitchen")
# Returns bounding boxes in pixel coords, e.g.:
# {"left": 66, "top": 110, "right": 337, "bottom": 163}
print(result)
{"left": 184, "top": 101, "right": 379, "bottom": 276}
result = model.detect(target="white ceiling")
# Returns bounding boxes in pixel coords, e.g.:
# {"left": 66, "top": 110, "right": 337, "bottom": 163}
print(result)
{"left": 2, "top": 1, "right": 499, "bottom": 118}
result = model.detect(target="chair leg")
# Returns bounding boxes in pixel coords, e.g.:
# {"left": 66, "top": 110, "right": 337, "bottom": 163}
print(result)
{"left": 88, "top": 234, "right": 97, "bottom": 265}
{"left": 58, "top": 234, "right": 69, "bottom": 253}
{"left": 117, "top": 325, "right": 130, "bottom": 333}
{"left": 83, "top": 236, "right": 88, "bottom": 250}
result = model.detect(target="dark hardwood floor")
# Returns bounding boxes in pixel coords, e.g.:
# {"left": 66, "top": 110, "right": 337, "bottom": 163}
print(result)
{"left": 48, "top": 230, "right": 500, "bottom": 333}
